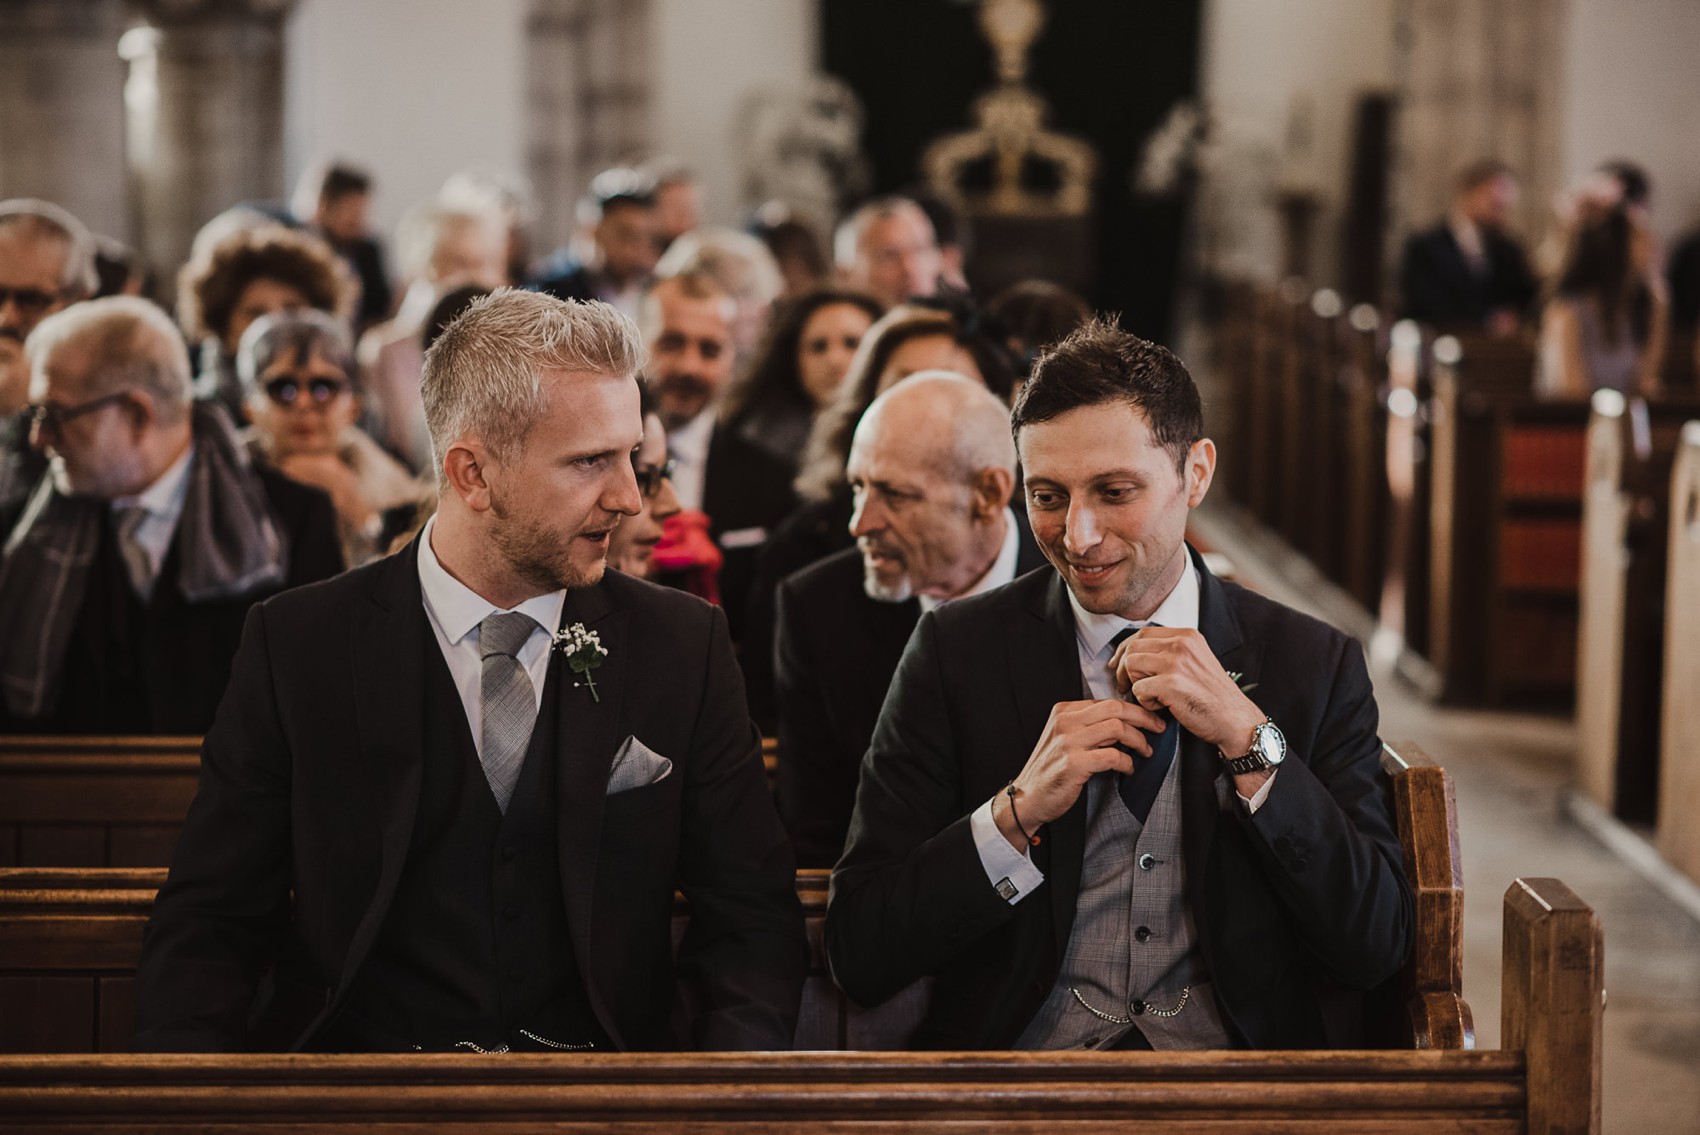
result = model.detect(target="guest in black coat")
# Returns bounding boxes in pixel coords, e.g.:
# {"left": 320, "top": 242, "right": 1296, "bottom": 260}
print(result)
{"left": 775, "top": 372, "right": 1048, "bottom": 866}
{"left": 133, "top": 289, "right": 805, "bottom": 1053}
{"left": 1398, "top": 160, "right": 1537, "bottom": 334}
{"left": 0, "top": 296, "right": 343, "bottom": 735}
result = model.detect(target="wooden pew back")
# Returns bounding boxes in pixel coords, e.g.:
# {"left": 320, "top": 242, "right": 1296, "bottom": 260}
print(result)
{"left": 0, "top": 738, "right": 199, "bottom": 868}
{"left": 1657, "top": 421, "right": 1700, "bottom": 882}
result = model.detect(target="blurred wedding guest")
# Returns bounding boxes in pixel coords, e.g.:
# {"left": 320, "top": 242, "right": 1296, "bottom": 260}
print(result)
{"left": 440, "top": 166, "right": 535, "bottom": 290}
{"left": 1536, "top": 206, "right": 1667, "bottom": 399}
{"left": 646, "top": 161, "right": 703, "bottom": 252}
{"left": 178, "top": 224, "right": 356, "bottom": 424}
{"left": 91, "top": 235, "right": 148, "bottom": 300}
{"left": 718, "top": 288, "right": 881, "bottom": 471}
{"left": 737, "top": 304, "right": 1015, "bottom": 726}
{"left": 1668, "top": 221, "right": 1700, "bottom": 339}
{"left": 292, "top": 161, "right": 392, "bottom": 331}
{"left": 1398, "top": 160, "right": 1537, "bottom": 335}
{"left": 0, "top": 297, "right": 342, "bottom": 734}
{"left": 908, "top": 188, "right": 972, "bottom": 293}
{"left": 533, "top": 168, "right": 658, "bottom": 319}
{"left": 607, "top": 387, "right": 683, "bottom": 579}
{"left": 752, "top": 205, "right": 831, "bottom": 300}
{"left": 238, "top": 311, "right": 424, "bottom": 567}
{"left": 984, "top": 279, "right": 1092, "bottom": 386}
{"left": 834, "top": 196, "right": 943, "bottom": 311}
{"left": 360, "top": 200, "right": 509, "bottom": 473}
{"left": 642, "top": 271, "right": 794, "bottom": 637}
{"left": 775, "top": 373, "right": 1047, "bottom": 866}
{"left": 423, "top": 285, "right": 493, "bottom": 353}
{"left": 655, "top": 227, "right": 785, "bottom": 366}
{"left": 1, "top": 200, "right": 96, "bottom": 522}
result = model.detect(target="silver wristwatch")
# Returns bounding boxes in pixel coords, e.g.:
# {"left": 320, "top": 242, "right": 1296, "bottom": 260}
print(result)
{"left": 1223, "top": 718, "right": 1286, "bottom": 775}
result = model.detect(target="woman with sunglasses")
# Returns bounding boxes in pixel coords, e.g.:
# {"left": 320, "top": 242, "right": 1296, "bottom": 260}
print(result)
{"left": 236, "top": 310, "right": 425, "bottom": 566}
{"left": 606, "top": 385, "right": 683, "bottom": 578}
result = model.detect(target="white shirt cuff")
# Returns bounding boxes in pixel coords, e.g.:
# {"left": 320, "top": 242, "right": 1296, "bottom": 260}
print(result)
{"left": 970, "top": 798, "right": 1046, "bottom": 904}
{"left": 1236, "top": 768, "right": 1278, "bottom": 814}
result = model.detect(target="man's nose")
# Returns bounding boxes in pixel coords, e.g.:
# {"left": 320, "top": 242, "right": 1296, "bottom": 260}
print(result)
{"left": 849, "top": 491, "right": 884, "bottom": 538}
{"left": 1063, "top": 500, "right": 1101, "bottom": 555}
{"left": 607, "top": 459, "right": 643, "bottom": 517}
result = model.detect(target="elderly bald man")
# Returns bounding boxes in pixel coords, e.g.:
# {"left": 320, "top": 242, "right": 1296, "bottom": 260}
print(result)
{"left": 774, "top": 371, "right": 1049, "bottom": 867}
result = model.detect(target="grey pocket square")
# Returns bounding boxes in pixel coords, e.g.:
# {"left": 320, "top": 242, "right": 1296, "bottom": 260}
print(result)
{"left": 607, "top": 735, "right": 673, "bottom": 795}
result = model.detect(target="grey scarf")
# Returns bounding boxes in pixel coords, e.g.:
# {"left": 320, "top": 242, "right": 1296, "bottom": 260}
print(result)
{"left": 0, "top": 402, "right": 288, "bottom": 719}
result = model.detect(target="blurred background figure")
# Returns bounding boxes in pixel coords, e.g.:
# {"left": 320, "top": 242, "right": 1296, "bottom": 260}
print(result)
{"left": 237, "top": 309, "right": 423, "bottom": 567}
{"left": 983, "top": 278, "right": 1092, "bottom": 389}
{"left": 1536, "top": 204, "right": 1667, "bottom": 399}
{"left": 834, "top": 196, "right": 943, "bottom": 310}
{"left": 0, "top": 200, "right": 96, "bottom": 520}
{"left": 751, "top": 204, "right": 831, "bottom": 300}
{"left": 176, "top": 224, "right": 355, "bottom": 424}
{"left": 358, "top": 198, "right": 508, "bottom": 473}
{"left": 655, "top": 225, "right": 785, "bottom": 366}
{"left": 606, "top": 385, "right": 683, "bottom": 579}
{"left": 291, "top": 160, "right": 392, "bottom": 333}
{"left": 1398, "top": 160, "right": 1537, "bottom": 336}
{"left": 645, "top": 161, "right": 703, "bottom": 254}
{"left": 532, "top": 167, "right": 659, "bottom": 319}
{"left": 718, "top": 286, "right": 881, "bottom": 471}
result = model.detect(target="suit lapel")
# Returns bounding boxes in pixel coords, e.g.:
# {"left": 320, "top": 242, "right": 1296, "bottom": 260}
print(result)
{"left": 327, "top": 544, "right": 430, "bottom": 1010}
{"left": 1182, "top": 547, "right": 1263, "bottom": 954}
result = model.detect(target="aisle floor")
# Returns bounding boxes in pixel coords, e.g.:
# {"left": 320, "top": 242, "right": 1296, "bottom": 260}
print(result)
{"left": 1192, "top": 503, "right": 1700, "bottom": 1134}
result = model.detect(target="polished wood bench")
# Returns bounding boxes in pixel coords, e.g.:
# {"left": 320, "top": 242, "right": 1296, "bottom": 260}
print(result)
{"left": 0, "top": 877, "right": 1601, "bottom": 1133}
{"left": 0, "top": 736, "right": 781, "bottom": 869}
{"left": 1657, "top": 421, "right": 1700, "bottom": 884}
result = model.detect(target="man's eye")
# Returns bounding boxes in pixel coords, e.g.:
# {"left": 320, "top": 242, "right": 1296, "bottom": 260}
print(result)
{"left": 1101, "top": 487, "right": 1132, "bottom": 502}
{"left": 701, "top": 343, "right": 721, "bottom": 360}
{"left": 1029, "top": 491, "right": 1063, "bottom": 509}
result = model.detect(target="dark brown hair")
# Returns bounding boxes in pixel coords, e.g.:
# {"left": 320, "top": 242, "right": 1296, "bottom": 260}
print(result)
{"left": 1012, "top": 315, "right": 1202, "bottom": 471}
{"left": 719, "top": 286, "right": 882, "bottom": 428}
{"left": 177, "top": 224, "right": 354, "bottom": 343}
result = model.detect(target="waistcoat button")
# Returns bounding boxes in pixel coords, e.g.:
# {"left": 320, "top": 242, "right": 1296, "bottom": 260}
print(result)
{"left": 1134, "top": 925, "right": 1152, "bottom": 943}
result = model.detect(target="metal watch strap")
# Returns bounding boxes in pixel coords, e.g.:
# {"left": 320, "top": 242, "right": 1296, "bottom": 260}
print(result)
{"left": 1224, "top": 718, "right": 1275, "bottom": 775}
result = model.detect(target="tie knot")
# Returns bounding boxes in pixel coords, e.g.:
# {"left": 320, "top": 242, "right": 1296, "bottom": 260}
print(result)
{"left": 114, "top": 503, "right": 149, "bottom": 539}
{"left": 480, "top": 611, "right": 537, "bottom": 660}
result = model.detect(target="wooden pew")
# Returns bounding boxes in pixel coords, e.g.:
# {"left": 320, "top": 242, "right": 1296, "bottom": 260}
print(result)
{"left": 1575, "top": 395, "right": 1700, "bottom": 823}
{"left": 1427, "top": 335, "right": 1589, "bottom": 705}
{"left": 1657, "top": 421, "right": 1700, "bottom": 883}
{"left": 0, "top": 736, "right": 781, "bottom": 870}
{"left": 0, "top": 742, "right": 1467, "bottom": 1055}
{"left": 0, "top": 737, "right": 200, "bottom": 868}
{"left": 1380, "top": 319, "right": 1434, "bottom": 658}
{"left": 1333, "top": 303, "right": 1392, "bottom": 615}
{"left": 0, "top": 877, "right": 1602, "bottom": 1134}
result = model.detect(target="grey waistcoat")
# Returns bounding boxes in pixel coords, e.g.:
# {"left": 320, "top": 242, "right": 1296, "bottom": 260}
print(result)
{"left": 1014, "top": 747, "right": 1234, "bottom": 1050}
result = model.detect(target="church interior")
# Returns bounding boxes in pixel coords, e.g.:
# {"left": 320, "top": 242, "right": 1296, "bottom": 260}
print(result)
{"left": 1, "top": 0, "right": 1698, "bottom": 1131}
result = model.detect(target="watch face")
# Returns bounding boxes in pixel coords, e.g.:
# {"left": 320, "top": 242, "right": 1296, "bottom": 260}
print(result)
{"left": 1255, "top": 722, "right": 1286, "bottom": 766}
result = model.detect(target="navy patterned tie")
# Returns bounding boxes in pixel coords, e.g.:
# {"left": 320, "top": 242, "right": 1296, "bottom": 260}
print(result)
{"left": 1107, "top": 626, "right": 1179, "bottom": 824}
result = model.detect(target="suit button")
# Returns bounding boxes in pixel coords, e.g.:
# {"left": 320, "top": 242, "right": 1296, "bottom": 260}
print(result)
{"left": 503, "top": 905, "right": 520, "bottom": 921}
{"left": 499, "top": 846, "right": 516, "bottom": 863}
{"left": 1138, "top": 853, "right": 1156, "bottom": 871}
{"left": 1135, "top": 926, "right": 1152, "bottom": 943}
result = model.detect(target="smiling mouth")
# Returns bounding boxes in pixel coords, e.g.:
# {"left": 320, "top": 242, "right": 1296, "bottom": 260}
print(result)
{"left": 1068, "top": 561, "right": 1120, "bottom": 583}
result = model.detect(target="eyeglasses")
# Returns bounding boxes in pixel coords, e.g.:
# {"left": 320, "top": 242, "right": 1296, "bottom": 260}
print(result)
{"left": 264, "top": 375, "right": 348, "bottom": 407}
{"left": 634, "top": 458, "right": 675, "bottom": 499}
{"left": 28, "top": 390, "right": 131, "bottom": 435}
{"left": 0, "top": 286, "right": 60, "bottom": 319}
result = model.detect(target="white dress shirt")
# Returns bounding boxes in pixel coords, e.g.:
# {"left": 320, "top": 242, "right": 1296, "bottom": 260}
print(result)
{"left": 917, "top": 508, "right": 1021, "bottom": 614}
{"left": 109, "top": 443, "right": 194, "bottom": 596}
{"left": 970, "top": 560, "right": 1274, "bottom": 905}
{"left": 416, "top": 515, "right": 566, "bottom": 757}
{"left": 665, "top": 407, "right": 716, "bottom": 513}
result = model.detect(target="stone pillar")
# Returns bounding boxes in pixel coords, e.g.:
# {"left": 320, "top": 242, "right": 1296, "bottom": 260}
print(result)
{"left": 123, "top": 0, "right": 293, "bottom": 300}
{"left": 525, "top": 0, "right": 652, "bottom": 253}
{"left": 1392, "top": 0, "right": 1564, "bottom": 244}
{"left": 0, "top": 0, "right": 131, "bottom": 240}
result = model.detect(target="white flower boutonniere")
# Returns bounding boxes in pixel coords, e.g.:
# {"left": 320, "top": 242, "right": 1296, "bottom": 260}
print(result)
{"left": 1226, "top": 670, "right": 1259, "bottom": 694}
{"left": 554, "top": 623, "right": 609, "bottom": 703}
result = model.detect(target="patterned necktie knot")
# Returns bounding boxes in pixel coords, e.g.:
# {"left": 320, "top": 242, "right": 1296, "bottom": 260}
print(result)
{"left": 480, "top": 611, "right": 537, "bottom": 660}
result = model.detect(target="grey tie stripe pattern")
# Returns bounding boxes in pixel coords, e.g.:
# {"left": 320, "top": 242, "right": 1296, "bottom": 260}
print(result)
{"left": 479, "top": 611, "right": 540, "bottom": 813}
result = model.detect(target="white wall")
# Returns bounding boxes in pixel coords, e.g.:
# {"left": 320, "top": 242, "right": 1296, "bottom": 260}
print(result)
{"left": 1561, "top": 0, "right": 1700, "bottom": 244}
{"left": 1197, "top": 0, "right": 1397, "bottom": 283}
{"left": 284, "top": 0, "right": 529, "bottom": 249}
{"left": 648, "top": 0, "right": 819, "bottom": 226}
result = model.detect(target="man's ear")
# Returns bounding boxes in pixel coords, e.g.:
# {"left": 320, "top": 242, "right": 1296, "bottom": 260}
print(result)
{"left": 123, "top": 389, "right": 159, "bottom": 437}
{"left": 970, "top": 466, "right": 1015, "bottom": 521}
{"left": 443, "top": 439, "right": 496, "bottom": 513}
{"left": 1184, "top": 438, "right": 1216, "bottom": 508}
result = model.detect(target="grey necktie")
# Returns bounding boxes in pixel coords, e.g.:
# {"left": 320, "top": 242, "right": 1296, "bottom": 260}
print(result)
{"left": 114, "top": 504, "right": 154, "bottom": 597}
{"left": 479, "top": 611, "right": 540, "bottom": 813}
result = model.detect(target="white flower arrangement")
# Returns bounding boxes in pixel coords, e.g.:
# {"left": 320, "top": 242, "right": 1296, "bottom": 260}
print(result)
{"left": 553, "top": 623, "right": 609, "bottom": 702}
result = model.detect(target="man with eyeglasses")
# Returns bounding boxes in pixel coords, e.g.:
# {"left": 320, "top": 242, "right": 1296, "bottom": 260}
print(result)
{"left": 0, "top": 296, "right": 343, "bottom": 734}
{"left": 0, "top": 200, "right": 97, "bottom": 525}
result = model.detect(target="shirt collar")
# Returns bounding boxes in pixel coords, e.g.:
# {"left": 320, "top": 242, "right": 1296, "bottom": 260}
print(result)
{"left": 416, "top": 515, "right": 567, "bottom": 646}
{"left": 667, "top": 406, "right": 716, "bottom": 463}
{"left": 918, "top": 508, "right": 1020, "bottom": 614}
{"left": 111, "top": 442, "right": 195, "bottom": 520}
{"left": 1066, "top": 554, "right": 1201, "bottom": 660}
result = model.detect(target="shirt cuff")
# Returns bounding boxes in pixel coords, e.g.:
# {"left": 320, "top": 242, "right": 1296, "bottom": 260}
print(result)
{"left": 1236, "top": 768, "right": 1278, "bottom": 814}
{"left": 970, "top": 798, "right": 1046, "bottom": 904}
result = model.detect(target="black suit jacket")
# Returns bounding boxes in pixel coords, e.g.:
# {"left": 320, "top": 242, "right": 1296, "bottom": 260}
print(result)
{"left": 775, "top": 513, "right": 1050, "bottom": 867}
{"left": 824, "top": 549, "right": 1412, "bottom": 1049}
{"left": 134, "top": 543, "right": 807, "bottom": 1052}
{"left": 1398, "top": 223, "right": 1537, "bottom": 330}
{"left": 701, "top": 424, "right": 797, "bottom": 640}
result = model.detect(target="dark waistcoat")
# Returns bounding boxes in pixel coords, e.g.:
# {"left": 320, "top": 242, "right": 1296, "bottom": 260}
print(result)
{"left": 319, "top": 635, "right": 606, "bottom": 1052}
